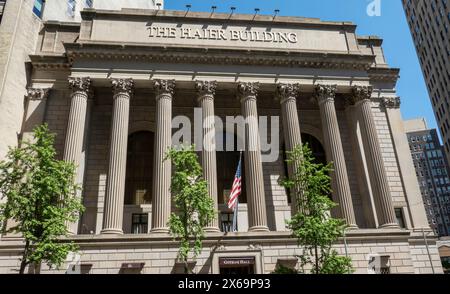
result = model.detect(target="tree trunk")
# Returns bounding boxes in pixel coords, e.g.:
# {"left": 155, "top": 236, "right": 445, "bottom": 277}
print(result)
{"left": 19, "top": 240, "right": 30, "bottom": 274}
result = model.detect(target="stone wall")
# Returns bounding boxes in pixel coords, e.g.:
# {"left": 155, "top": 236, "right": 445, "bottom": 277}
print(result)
{"left": 0, "top": 0, "right": 42, "bottom": 159}
{"left": 0, "top": 232, "right": 443, "bottom": 274}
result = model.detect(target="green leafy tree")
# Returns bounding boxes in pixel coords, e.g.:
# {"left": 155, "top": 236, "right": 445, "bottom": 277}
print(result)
{"left": 0, "top": 124, "right": 84, "bottom": 274}
{"left": 166, "top": 146, "right": 216, "bottom": 274}
{"left": 271, "top": 264, "right": 299, "bottom": 274}
{"left": 280, "top": 144, "right": 353, "bottom": 274}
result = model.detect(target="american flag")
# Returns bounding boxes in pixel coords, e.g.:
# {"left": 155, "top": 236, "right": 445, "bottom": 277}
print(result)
{"left": 227, "top": 154, "right": 242, "bottom": 210}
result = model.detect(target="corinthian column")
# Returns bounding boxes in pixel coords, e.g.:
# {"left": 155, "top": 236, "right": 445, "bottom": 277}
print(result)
{"left": 237, "top": 82, "right": 269, "bottom": 232}
{"left": 314, "top": 84, "right": 357, "bottom": 228}
{"left": 64, "top": 77, "right": 91, "bottom": 235}
{"left": 196, "top": 81, "right": 220, "bottom": 233}
{"left": 275, "top": 83, "right": 302, "bottom": 213}
{"left": 151, "top": 79, "right": 175, "bottom": 234}
{"left": 349, "top": 86, "right": 398, "bottom": 228}
{"left": 101, "top": 78, "right": 134, "bottom": 234}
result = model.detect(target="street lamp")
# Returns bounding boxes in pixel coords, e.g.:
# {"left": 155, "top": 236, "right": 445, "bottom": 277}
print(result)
{"left": 422, "top": 227, "right": 436, "bottom": 274}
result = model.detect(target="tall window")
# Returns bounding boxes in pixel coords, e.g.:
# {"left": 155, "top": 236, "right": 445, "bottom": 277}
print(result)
{"left": 0, "top": 1, "right": 6, "bottom": 24}
{"left": 220, "top": 212, "right": 234, "bottom": 232}
{"left": 32, "top": 0, "right": 45, "bottom": 18}
{"left": 301, "top": 133, "right": 327, "bottom": 165}
{"left": 395, "top": 208, "right": 406, "bottom": 228}
{"left": 67, "top": 0, "right": 76, "bottom": 17}
{"left": 125, "top": 131, "right": 154, "bottom": 205}
{"left": 131, "top": 213, "right": 148, "bottom": 234}
{"left": 85, "top": 0, "right": 93, "bottom": 8}
{"left": 284, "top": 134, "right": 326, "bottom": 204}
{"left": 217, "top": 132, "right": 247, "bottom": 205}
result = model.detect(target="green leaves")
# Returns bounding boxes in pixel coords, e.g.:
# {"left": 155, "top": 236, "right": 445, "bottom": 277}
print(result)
{"left": 0, "top": 124, "right": 84, "bottom": 273}
{"left": 281, "top": 144, "right": 353, "bottom": 274}
{"left": 166, "top": 146, "right": 216, "bottom": 273}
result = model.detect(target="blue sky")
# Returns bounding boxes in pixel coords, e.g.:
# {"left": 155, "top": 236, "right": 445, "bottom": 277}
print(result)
{"left": 165, "top": 0, "right": 437, "bottom": 131}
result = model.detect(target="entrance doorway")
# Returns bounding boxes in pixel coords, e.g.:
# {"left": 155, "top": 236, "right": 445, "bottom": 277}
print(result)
{"left": 219, "top": 257, "right": 255, "bottom": 274}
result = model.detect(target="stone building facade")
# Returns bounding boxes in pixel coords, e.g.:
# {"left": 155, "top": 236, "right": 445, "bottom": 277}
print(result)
{"left": 402, "top": 0, "right": 450, "bottom": 165}
{"left": 0, "top": 8, "right": 444, "bottom": 274}
{"left": 404, "top": 118, "right": 450, "bottom": 236}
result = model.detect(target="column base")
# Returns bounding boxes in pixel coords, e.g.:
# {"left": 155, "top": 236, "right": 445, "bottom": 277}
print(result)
{"left": 346, "top": 224, "right": 359, "bottom": 230}
{"left": 150, "top": 227, "right": 170, "bottom": 234}
{"left": 204, "top": 226, "right": 221, "bottom": 233}
{"left": 100, "top": 228, "right": 124, "bottom": 235}
{"left": 248, "top": 226, "right": 270, "bottom": 232}
{"left": 379, "top": 223, "right": 400, "bottom": 229}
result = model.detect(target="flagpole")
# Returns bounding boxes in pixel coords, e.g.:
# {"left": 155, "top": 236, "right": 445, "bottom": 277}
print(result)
{"left": 232, "top": 199, "right": 239, "bottom": 232}
{"left": 231, "top": 151, "right": 243, "bottom": 232}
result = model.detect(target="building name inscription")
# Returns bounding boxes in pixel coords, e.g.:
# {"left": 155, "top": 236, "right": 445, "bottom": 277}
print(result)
{"left": 147, "top": 26, "right": 298, "bottom": 44}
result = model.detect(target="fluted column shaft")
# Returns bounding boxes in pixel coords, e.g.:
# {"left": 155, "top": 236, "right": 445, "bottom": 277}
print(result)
{"left": 351, "top": 86, "right": 398, "bottom": 228}
{"left": 315, "top": 85, "right": 357, "bottom": 228}
{"left": 196, "top": 81, "right": 220, "bottom": 232}
{"left": 276, "top": 84, "right": 302, "bottom": 213}
{"left": 101, "top": 78, "right": 134, "bottom": 234}
{"left": 151, "top": 79, "right": 175, "bottom": 233}
{"left": 238, "top": 82, "right": 269, "bottom": 232}
{"left": 64, "top": 78, "right": 90, "bottom": 165}
{"left": 64, "top": 77, "right": 91, "bottom": 235}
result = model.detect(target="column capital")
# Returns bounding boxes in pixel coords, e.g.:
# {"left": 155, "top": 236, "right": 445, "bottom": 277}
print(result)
{"left": 195, "top": 80, "right": 217, "bottom": 100}
{"left": 275, "top": 83, "right": 299, "bottom": 103}
{"left": 347, "top": 85, "right": 373, "bottom": 105}
{"left": 25, "top": 88, "right": 50, "bottom": 101}
{"left": 111, "top": 78, "right": 134, "bottom": 97}
{"left": 381, "top": 97, "right": 401, "bottom": 109}
{"left": 314, "top": 84, "right": 337, "bottom": 104}
{"left": 237, "top": 82, "right": 259, "bottom": 102}
{"left": 69, "top": 77, "right": 91, "bottom": 93}
{"left": 153, "top": 79, "right": 175, "bottom": 98}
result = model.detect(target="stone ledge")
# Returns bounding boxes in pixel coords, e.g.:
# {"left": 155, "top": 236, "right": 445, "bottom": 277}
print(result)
{"left": 0, "top": 228, "right": 411, "bottom": 251}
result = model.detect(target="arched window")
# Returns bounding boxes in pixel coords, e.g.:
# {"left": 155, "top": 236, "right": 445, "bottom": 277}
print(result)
{"left": 217, "top": 132, "right": 247, "bottom": 205}
{"left": 301, "top": 133, "right": 326, "bottom": 165}
{"left": 125, "top": 131, "right": 154, "bottom": 205}
{"left": 283, "top": 133, "right": 327, "bottom": 204}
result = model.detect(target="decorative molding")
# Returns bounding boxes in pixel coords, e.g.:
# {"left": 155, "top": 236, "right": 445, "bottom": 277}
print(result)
{"left": 368, "top": 68, "right": 400, "bottom": 83}
{"left": 64, "top": 43, "right": 375, "bottom": 71}
{"left": 68, "top": 77, "right": 91, "bottom": 94}
{"left": 275, "top": 83, "right": 299, "bottom": 103}
{"left": 314, "top": 84, "right": 337, "bottom": 104}
{"left": 380, "top": 97, "right": 401, "bottom": 109}
{"left": 195, "top": 80, "right": 217, "bottom": 98}
{"left": 347, "top": 85, "right": 373, "bottom": 105}
{"left": 111, "top": 78, "right": 134, "bottom": 96}
{"left": 25, "top": 88, "right": 50, "bottom": 101}
{"left": 214, "top": 244, "right": 227, "bottom": 251}
{"left": 153, "top": 79, "right": 175, "bottom": 97}
{"left": 237, "top": 82, "right": 259, "bottom": 101}
{"left": 247, "top": 243, "right": 262, "bottom": 250}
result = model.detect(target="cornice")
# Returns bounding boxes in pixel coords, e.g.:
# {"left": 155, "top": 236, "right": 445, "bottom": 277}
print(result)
{"left": 63, "top": 42, "right": 375, "bottom": 71}
{"left": 29, "top": 54, "right": 70, "bottom": 70}
{"left": 81, "top": 8, "right": 357, "bottom": 31}
{"left": 0, "top": 229, "right": 412, "bottom": 252}
{"left": 368, "top": 67, "right": 400, "bottom": 83}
